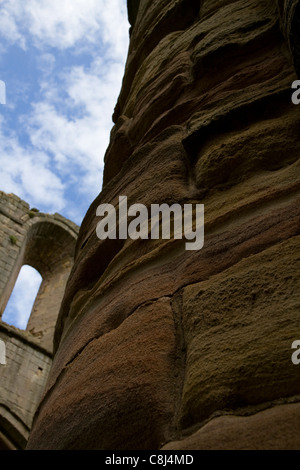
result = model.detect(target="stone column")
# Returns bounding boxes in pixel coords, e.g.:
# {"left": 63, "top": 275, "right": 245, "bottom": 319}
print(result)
{"left": 27, "top": 0, "right": 300, "bottom": 450}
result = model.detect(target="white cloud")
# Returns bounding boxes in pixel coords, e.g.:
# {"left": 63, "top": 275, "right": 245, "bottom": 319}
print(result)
{"left": 0, "top": 3, "right": 25, "bottom": 48}
{"left": 0, "top": 117, "right": 65, "bottom": 212}
{"left": 26, "top": 56, "right": 125, "bottom": 198}
{"left": 0, "top": 1, "right": 130, "bottom": 332}
{"left": 0, "top": 0, "right": 129, "bottom": 223}
{"left": 0, "top": 0, "right": 129, "bottom": 58}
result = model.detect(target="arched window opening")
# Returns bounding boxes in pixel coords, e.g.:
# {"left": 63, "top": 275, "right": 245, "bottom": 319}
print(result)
{"left": 2, "top": 265, "right": 42, "bottom": 330}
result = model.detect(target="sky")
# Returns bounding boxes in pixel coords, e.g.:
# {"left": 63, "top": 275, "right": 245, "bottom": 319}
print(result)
{"left": 0, "top": 0, "right": 130, "bottom": 329}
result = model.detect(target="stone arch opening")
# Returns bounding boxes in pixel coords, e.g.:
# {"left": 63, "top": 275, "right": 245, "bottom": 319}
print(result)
{"left": 17, "top": 219, "right": 77, "bottom": 352}
{"left": 0, "top": 214, "right": 79, "bottom": 353}
{"left": 2, "top": 265, "right": 42, "bottom": 330}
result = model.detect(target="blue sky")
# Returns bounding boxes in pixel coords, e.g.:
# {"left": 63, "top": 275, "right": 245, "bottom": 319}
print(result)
{"left": 0, "top": 0, "right": 129, "bottom": 224}
{"left": 0, "top": 0, "right": 130, "bottom": 328}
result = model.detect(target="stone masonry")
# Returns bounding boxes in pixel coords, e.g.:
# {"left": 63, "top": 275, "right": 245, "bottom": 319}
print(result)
{"left": 0, "top": 191, "right": 78, "bottom": 449}
{"left": 27, "top": 0, "right": 300, "bottom": 449}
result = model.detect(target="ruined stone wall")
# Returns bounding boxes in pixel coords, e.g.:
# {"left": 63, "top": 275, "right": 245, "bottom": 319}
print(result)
{"left": 0, "top": 191, "right": 78, "bottom": 352}
{"left": 0, "top": 191, "right": 78, "bottom": 449}
{"left": 27, "top": 1, "right": 300, "bottom": 450}
{"left": 0, "top": 324, "right": 52, "bottom": 449}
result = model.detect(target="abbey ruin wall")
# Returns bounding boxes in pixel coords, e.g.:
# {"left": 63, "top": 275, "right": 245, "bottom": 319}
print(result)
{"left": 0, "top": 191, "right": 78, "bottom": 449}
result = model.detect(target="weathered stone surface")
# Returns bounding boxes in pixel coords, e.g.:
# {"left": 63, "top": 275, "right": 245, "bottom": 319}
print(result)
{"left": 0, "top": 324, "right": 52, "bottom": 449}
{"left": 277, "top": 0, "right": 300, "bottom": 75}
{"left": 26, "top": 299, "right": 179, "bottom": 450}
{"left": 26, "top": 0, "right": 300, "bottom": 450}
{"left": 178, "top": 236, "right": 300, "bottom": 429}
{"left": 162, "top": 403, "right": 300, "bottom": 450}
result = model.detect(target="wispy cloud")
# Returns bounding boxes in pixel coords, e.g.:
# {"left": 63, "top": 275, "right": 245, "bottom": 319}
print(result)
{"left": 0, "top": 0, "right": 129, "bottom": 55}
{"left": 0, "top": 116, "right": 65, "bottom": 212}
{"left": 0, "top": 0, "right": 129, "bottom": 224}
{"left": 1, "top": 0, "right": 129, "bottom": 329}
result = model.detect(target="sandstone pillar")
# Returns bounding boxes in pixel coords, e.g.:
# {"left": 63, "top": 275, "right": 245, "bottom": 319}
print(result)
{"left": 27, "top": 0, "right": 300, "bottom": 450}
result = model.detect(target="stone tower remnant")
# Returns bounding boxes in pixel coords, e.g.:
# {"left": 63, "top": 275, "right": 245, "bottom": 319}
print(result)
{"left": 27, "top": 0, "right": 300, "bottom": 449}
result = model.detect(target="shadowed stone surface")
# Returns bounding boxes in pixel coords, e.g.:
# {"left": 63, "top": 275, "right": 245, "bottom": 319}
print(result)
{"left": 26, "top": 0, "right": 300, "bottom": 450}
